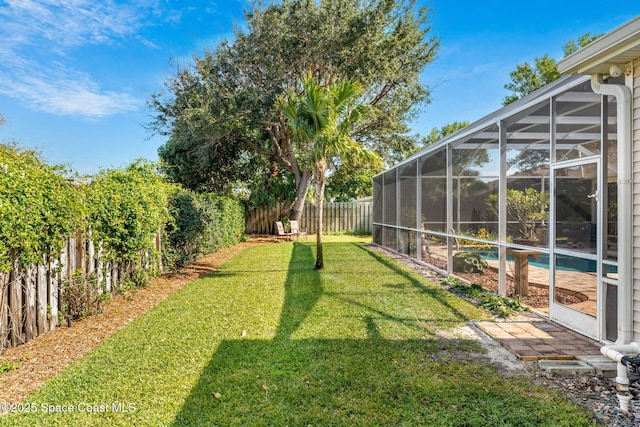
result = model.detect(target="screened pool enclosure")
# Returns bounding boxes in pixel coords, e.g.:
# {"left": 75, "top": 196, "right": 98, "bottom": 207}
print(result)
{"left": 373, "top": 74, "right": 623, "bottom": 341}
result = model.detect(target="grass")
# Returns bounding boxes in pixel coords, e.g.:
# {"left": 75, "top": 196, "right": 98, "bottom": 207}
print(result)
{"left": 0, "top": 359, "right": 21, "bottom": 375}
{"left": 0, "top": 239, "right": 599, "bottom": 426}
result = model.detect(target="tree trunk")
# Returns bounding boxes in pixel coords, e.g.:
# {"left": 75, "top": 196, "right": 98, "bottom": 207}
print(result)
{"left": 265, "top": 120, "right": 313, "bottom": 224}
{"left": 314, "top": 162, "right": 327, "bottom": 270}
{"left": 291, "top": 169, "right": 313, "bottom": 223}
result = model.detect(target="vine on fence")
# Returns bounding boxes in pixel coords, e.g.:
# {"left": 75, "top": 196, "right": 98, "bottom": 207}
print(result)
{"left": 0, "top": 144, "right": 83, "bottom": 272}
{"left": 0, "top": 143, "right": 248, "bottom": 351}
{"left": 85, "top": 160, "right": 174, "bottom": 285}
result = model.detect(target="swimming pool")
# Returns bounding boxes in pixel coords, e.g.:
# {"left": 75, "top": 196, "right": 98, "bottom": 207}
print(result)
{"left": 471, "top": 248, "right": 616, "bottom": 274}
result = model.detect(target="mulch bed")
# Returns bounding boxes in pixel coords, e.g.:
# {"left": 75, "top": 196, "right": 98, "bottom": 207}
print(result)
{"left": 455, "top": 267, "right": 585, "bottom": 309}
{"left": 421, "top": 253, "right": 583, "bottom": 309}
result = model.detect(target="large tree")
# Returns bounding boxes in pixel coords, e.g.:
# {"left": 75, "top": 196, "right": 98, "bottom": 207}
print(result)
{"left": 503, "top": 33, "right": 601, "bottom": 105}
{"left": 325, "top": 161, "right": 380, "bottom": 201}
{"left": 421, "top": 120, "right": 469, "bottom": 147}
{"left": 280, "top": 73, "right": 379, "bottom": 269}
{"left": 149, "top": 0, "right": 438, "bottom": 221}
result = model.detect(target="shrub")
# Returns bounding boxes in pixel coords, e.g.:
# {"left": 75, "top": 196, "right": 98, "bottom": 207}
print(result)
{"left": 85, "top": 160, "right": 173, "bottom": 262}
{"left": 0, "top": 358, "right": 21, "bottom": 374}
{"left": 442, "top": 277, "right": 528, "bottom": 318}
{"left": 62, "top": 270, "right": 105, "bottom": 320}
{"left": 453, "top": 251, "right": 488, "bottom": 273}
{"left": 163, "top": 190, "right": 245, "bottom": 271}
{"left": 163, "top": 190, "right": 205, "bottom": 269}
{"left": 199, "top": 193, "right": 246, "bottom": 253}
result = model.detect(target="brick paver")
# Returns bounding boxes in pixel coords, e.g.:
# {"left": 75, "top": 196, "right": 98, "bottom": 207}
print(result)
{"left": 475, "top": 318, "right": 602, "bottom": 360}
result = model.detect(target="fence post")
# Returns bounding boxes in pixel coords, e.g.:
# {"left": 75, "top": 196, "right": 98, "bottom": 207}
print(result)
{"left": 68, "top": 236, "right": 76, "bottom": 276}
{"left": 48, "top": 255, "right": 59, "bottom": 330}
{"left": 24, "top": 265, "right": 37, "bottom": 342}
{"left": 0, "top": 272, "right": 8, "bottom": 351}
{"left": 156, "top": 229, "right": 163, "bottom": 273}
{"left": 9, "top": 263, "right": 23, "bottom": 346}
{"left": 75, "top": 232, "right": 85, "bottom": 275}
{"left": 36, "top": 260, "right": 47, "bottom": 335}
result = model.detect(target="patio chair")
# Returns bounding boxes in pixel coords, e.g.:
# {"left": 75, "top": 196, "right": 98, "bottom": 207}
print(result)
{"left": 275, "top": 221, "right": 293, "bottom": 241}
{"left": 289, "top": 220, "right": 308, "bottom": 240}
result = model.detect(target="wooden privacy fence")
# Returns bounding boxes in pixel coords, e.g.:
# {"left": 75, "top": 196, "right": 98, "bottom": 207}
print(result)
{"left": 0, "top": 233, "right": 161, "bottom": 352}
{"left": 246, "top": 201, "right": 372, "bottom": 235}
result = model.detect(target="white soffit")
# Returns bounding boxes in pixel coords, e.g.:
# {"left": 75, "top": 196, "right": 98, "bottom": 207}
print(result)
{"left": 559, "top": 16, "right": 640, "bottom": 75}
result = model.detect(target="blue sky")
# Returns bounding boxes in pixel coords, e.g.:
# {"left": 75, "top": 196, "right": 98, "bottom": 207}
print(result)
{"left": 0, "top": 1, "right": 639, "bottom": 175}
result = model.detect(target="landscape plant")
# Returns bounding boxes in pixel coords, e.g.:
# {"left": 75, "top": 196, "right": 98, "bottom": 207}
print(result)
{"left": 84, "top": 160, "right": 174, "bottom": 284}
{"left": 0, "top": 144, "right": 83, "bottom": 272}
{"left": 0, "top": 358, "right": 21, "bottom": 374}
{"left": 487, "top": 188, "right": 549, "bottom": 242}
{"left": 453, "top": 251, "right": 488, "bottom": 273}
{"left": 163, "top": 189, "right": 246, "bottom": 270}
{"left": 62, "top": 270, "right": 105, "bottom": 320}
{"left": 442, "top": 276, "right": 529, "bottom": 318}
{"left": 279, "top": 73, "right": 380, "bottom": 269}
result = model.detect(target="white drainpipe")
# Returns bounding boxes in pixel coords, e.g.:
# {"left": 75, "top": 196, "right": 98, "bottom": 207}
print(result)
{"left": 600, "top": 342, "right": 640, "bottom": 412}
{"left": 591, "top": 72, "right": 634, "bottom": 412}
{"left": 590, "top": 73, "right": 633, "bottom": 344}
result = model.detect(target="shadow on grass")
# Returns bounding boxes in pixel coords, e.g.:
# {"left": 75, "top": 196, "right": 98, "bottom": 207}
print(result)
{"left": 170, "top": 242, "right": 589, "bottom": 426}
{"left": 274, "top": 243, "right": 321, "bottom": 340}
{"left": 353, "top": 243, "right": 473, "bottom": 321}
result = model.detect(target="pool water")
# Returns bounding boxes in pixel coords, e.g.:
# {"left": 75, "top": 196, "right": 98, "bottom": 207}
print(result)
{"left": 472, "top": 248, "right": 617, "bottom": 274}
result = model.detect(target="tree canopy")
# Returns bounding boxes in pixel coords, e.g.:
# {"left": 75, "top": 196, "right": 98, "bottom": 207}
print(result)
{"left": 421, "top": 120, "right": 469, "bottom": 147}
{"left": 503, "top": 33, "right": 601, "bottom": 105}
{"left": 149, "top": 0, "right": 438, "bottom": 219}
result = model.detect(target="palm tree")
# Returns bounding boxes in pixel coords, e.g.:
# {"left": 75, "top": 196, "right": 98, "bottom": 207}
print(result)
{"left": 280, "top": 73, "right": 379, "bottom": 269}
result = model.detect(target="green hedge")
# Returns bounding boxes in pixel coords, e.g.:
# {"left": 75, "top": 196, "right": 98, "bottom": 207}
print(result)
{"left": 0, "top": 143, "right": 245, "bottom": 281}
{"left": 163, "top": 190, "right": 246, "bottom": 270}
{"left": 0, "top": 147, "right": 173, "bottom": 284}
{"left": 85, "top": 160, "right": 173, "bottom": 264}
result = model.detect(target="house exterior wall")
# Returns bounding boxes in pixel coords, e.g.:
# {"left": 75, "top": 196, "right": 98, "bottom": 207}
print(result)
{"left": 633, "top": 59, "right": 640, "bottom": 342}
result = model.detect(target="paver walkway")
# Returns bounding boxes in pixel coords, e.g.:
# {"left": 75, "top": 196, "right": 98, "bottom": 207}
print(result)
{"left": 475, "top": 316, "right": 602, "bottom": 361}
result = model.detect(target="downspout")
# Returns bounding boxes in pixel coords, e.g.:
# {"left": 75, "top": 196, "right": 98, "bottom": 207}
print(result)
{"left": 592, "top": 73, "right": 634, "bottom": 413}
{"left": 590, "top": 73, "right": 633, "bottom": 345}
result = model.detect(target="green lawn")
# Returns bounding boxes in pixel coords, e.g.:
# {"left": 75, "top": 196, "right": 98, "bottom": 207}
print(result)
{"left": 0, "top": 239, "right": 598, "bottom": 426}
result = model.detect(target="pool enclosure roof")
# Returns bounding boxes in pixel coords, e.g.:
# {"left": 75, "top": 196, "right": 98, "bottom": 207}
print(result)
{"left": 375, "top": 73, "right": 591, "bottom": 177}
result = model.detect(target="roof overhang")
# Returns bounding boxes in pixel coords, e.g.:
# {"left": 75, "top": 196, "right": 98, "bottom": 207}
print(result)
{"left": 558, "top": 16, "right": 640, "bottom": 75}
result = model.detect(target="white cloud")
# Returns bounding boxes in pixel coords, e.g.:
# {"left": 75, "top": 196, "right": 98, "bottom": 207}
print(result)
{"left": 0, "top": 61, "right": 142, "bottom": 117}
{"left": 0, "top": 0, "right": 161, "bottom": 118}
{"left": 136, "top": 35, "right": 160, "bottom": 50}
{"left": 0, "top": 0, "right": 154, "bottom": 47}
